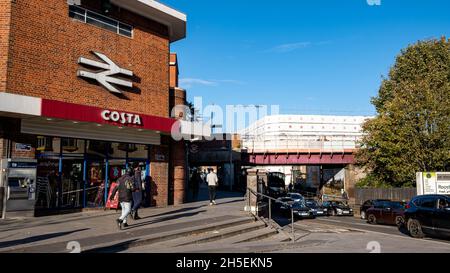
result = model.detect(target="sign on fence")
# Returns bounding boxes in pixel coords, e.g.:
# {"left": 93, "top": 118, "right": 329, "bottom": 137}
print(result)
{"left": 417, "top": 172, "right": 450, "bottom": 195}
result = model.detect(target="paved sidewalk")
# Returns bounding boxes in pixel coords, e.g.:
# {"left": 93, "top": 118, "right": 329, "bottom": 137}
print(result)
{"left": 0, "top": 189, "right": 246, "bottom": 253}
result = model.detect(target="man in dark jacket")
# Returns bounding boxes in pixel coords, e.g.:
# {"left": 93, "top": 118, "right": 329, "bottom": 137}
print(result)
{"left": 110, "top": 168, "right": 135, "bottom": 230}
{"left": 131, "top": 165, "right": 143, "bottom": 220}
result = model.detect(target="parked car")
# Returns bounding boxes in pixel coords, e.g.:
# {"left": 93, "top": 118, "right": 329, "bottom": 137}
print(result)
{"left": 323, "top": 201, "right": 354, "bottom": 216}
{"left": 275, "top": 196, "right": 294, "bottom": 210}
{"left": 404, "top": 195, "right": 450, "bottom": 239}
{"left": 305, "top": 199, "right": 328, "bottom": 217}
{"left": 366, "top": 201, "right": 406, "bottom": 227}
{"left": 277, "top": 197, "right": 315, "bottom": 219}
{"left": 267, "top": 172, "right": 287, "bottom": 198}
{"left": 360, "top": 199, "right": 391, "bottom": 220}
{"left": 286, "top": 193, "right": 305, "bottom": 202}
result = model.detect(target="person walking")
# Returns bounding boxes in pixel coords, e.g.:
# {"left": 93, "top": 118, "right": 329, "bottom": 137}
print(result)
{"left": 131, "top": 165, "right": 143, "bottom": 220}
{"left": 110, "top": 168, "right": 135, "bottom": 230}
{"left": 206, "top": 168, "right": 219, "bottom": 206}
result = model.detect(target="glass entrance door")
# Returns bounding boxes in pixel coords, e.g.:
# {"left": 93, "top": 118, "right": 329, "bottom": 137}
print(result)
{"left": 86, "top": 161, "right": 106, "bottom": 208}
{"left": 60, "top": 159, "right": 84, "bottom": 209}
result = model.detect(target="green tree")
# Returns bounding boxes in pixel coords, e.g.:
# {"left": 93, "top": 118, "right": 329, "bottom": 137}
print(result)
{"left": 356, "top": 38, "right": 450, "bottom": 188}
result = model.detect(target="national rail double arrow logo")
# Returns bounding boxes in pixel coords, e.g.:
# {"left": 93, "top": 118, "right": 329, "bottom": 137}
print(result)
{"left": 77, "top": 51, "right": 134, "bottom": 94}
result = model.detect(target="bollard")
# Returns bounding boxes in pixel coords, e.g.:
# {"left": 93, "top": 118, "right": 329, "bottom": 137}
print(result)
{"left": 269, "top": 198, "right": 272, "bottom": 227}
{"left": 291, "top": 208, "right": 295, "bottom": 242}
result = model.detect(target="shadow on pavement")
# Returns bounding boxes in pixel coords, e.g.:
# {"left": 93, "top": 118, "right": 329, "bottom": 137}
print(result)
{"left": 142, "top": 205, "right": 206, "bottom": 219}
{"left": 185, "top": 186, "right": 245, "bottom": 203}
{"left": 83, "top": 239, "right": 139, "bottom": 253}
{"left": 0, "top": 228, "right": 90, "bottom": 249}
{"left": 125, "top": 211, "right": 208, "bottom": 230}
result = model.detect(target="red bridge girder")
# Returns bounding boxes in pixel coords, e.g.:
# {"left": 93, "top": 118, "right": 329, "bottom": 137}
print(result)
{"left": 242, "top": 152, "right": 356, "bottom": 165}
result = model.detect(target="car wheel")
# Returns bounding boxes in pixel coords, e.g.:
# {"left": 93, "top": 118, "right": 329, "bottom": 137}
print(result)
{"left": 395, "top": 216, "right": 405, "bottom": 228}
{"left": 367, "top": 214, "right": 377, "bottom": 224}
{"left": 360, "top": 211, "right": 366, "bottom": 220}
{"left": 408, "top": 219, "right": 425, "bottom": 239}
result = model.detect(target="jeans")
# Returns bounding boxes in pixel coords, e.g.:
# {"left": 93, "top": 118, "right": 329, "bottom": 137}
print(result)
{"left": 208, "top": 186, "right": 217, "bottom": 202}
{"left": 119, "top": 202, "right": 132, "bottom": 224}
{"left": 132, "top": 191, "right": 142, "bottom": 211}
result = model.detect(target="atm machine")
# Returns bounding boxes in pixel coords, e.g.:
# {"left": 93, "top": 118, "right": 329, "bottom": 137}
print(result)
{"left": 0, "top": 159, "right": 37, "bottom": 218}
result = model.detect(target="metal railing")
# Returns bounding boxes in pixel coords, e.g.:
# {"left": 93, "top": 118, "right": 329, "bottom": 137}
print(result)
{"left": 246, "top": 188, "right": 297, "bottom": 242}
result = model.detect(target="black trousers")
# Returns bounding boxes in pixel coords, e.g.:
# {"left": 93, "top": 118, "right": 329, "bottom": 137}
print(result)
{"left": 208, "top": 186, "right": 217, "bottom": 202}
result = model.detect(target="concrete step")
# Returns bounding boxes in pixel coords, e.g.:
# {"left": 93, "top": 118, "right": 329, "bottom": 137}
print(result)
{"left": 161, "top": 221, "right": 267, "bottom": 247}
{"left": 226, "top": 227, "right": 279, "bottom": 244}
{"left": 127, "top": 226, "right": 285, "bottom": 253}
{"left": 254, "top": 230, "right": 291, "bottom": 243}
{"left": 84, "top": 216, "right": 256, "bottom": 253}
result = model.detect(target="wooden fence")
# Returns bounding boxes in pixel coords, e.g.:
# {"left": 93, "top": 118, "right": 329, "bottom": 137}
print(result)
{"left": 355, "top": 187, "right": 417, "bottom": 205}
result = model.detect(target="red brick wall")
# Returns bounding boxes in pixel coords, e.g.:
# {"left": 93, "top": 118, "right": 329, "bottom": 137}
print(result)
{"left": 0, "top": 0, "right": 12, "bottom": 92}
{"left": 5, "top": 0, "right": 171, "bottom": 118}
{"left": 169, "top": 54, "right": 178, "bottom": 88}
{"left": 170, "top": 87, "right": 186, "bottom": 205}
{"left": 150, "top": 145, "right": 169, "bottom": 207}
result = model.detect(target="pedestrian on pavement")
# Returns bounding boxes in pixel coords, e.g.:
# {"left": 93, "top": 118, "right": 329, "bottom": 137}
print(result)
{"left": 288, "top": 183, "right": 294, "bottom": 193}
{"left": 206, "top": 168, "right": 219, "bottom": 206}
{"left": 110, "top": 167, "right": 136, "bottom": 230}
{"left": 131, "top": 164, "right": 143, "bottom": 220}
{"left": 341, "top": 189, "right": 348, "bottom": 201}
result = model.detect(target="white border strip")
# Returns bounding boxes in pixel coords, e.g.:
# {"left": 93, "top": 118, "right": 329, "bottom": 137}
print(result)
{"left": 0, "top": 93, "right": 41, "bottom": 116}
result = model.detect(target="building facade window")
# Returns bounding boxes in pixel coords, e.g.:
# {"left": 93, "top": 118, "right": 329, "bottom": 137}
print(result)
{"left": 35, "top": 137, "right": 152, "bottom": 212}
{"left": 69, "top": 5, "right": 133, "bottom": 38}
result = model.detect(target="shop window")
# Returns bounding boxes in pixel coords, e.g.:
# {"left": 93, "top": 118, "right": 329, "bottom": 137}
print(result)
{"left": 37, "top": 136, "right": 53, "bottom": 152}
{"left": 69, "top": 5, "right": 133, "bottom": 38}
{"left": 87, "top": 140, "right": 112, "bottom": 155}
{"left": 129, "top": 144, "right": 148, "bottom": 159}
{"left": 118, "top": 143, "right": 137, "bottom": 153}
{"left": 62, "top": 138, "right": 78, "bottom": 152}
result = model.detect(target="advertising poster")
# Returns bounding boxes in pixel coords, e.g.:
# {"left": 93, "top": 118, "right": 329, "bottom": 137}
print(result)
{"left": 106, "top": 182, "right": 119, "bottom": 209}
{"left": 422, "top": 172, "right": 437, "bottom": 195}
{"left": 436, "top": 173, "right": 450, "bottom": 195}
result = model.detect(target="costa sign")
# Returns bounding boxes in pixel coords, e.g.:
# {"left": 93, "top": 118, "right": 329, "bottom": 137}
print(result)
{"left": 101, "top": 110, "right": 142, "bottom": 126}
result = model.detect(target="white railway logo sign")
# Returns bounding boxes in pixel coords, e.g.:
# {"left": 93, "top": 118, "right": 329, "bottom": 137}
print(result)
{"left": 77, "top": 51, "right": 134, "bottom": 94}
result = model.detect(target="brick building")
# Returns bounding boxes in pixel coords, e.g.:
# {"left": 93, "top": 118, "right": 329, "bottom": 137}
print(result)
{"left": 0, "top": 0, "right": 188, "bottom": 218}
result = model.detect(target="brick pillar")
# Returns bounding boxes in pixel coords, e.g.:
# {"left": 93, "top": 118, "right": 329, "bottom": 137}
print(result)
{"left": 245, "top": 168, "right": 258, "bottom": 213}
{"left": 169, "top": 86, "right": 187, "bottom": 206}
{"left": 168, "top": 53, "right": 187, "bottom": 206}
{"left": 171, "top": 140, "right": 185, "bottom": 206}
{"left": 344, "top": 164, "right": 367, "bottom": 206}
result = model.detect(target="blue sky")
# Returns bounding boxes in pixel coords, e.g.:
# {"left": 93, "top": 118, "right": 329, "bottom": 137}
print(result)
{"left": 164, "top": 0, "right": 450, "bottom": 119}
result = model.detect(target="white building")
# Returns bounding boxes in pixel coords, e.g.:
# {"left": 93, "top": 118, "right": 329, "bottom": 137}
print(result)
{"left": 240, "top": 115, "right": 373, "bottom": 152}
{"left": 240, "top": 115, "right": 373, "bottom": 188}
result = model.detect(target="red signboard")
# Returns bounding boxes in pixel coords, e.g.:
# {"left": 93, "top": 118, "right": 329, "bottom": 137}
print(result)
{"left": 106, "top": 182, "right": 119, "bottom": 209}
{"left": 41, "top": 99, "right": 178, "bottom": 133}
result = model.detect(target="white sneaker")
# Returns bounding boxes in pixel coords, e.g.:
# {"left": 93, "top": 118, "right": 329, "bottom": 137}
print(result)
{"left": 209, "top": 202, "right": 213, "bottom": 206}
{"left": 212, "top": 201, "right": 217, "bottom": 205}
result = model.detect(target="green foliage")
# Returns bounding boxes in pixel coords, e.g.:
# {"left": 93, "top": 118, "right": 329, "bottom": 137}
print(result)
{"left": 356, "top": 38, "right": 450, "bottom": 188}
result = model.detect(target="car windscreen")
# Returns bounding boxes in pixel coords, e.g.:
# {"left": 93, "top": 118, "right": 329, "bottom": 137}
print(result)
{"left": 387, "top": 202, "right": 405, "bottom": 209}
{"left": 289, "top": 194, "right": 303, "bottom": 199}
{"left": 305, "top": 201, "right": 318, "bottom": 208}
{"left": 291, "top": 201, "right": 306, "bottom": 209}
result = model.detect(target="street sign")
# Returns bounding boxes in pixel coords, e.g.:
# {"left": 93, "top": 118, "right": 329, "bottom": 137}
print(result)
{"left": 417, "top": 172, "right": 450, "bottom": 195}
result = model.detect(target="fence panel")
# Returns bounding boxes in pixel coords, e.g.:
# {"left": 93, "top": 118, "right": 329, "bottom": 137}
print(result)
{"left": 355, "top": 188, "right": 417, "bottom": 205}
